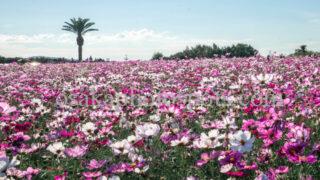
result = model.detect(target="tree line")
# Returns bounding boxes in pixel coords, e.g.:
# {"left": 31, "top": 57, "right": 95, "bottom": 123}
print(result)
{"left": 0, "top": 56, "right": 108, "bottom": 64}
{"left": 152, "top": 44, "right": 320, "bottom": 60}
{"left": 151, "top": 43, "right": 258, "bottom": 60}
{"left": 291, "top": 45, "right": 320, "bottom": 57}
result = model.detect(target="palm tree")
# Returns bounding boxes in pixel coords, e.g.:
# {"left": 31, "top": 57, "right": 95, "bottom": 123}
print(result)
{"left": 62, "top": 18, "right": 98, "bottom": 61}
{"left": 300, "top": 45, "right": 307, "bottom": 54}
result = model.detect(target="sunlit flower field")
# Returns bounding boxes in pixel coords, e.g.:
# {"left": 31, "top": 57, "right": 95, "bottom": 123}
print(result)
{"left": 0, "top": 57, "right": 319, "bottom": 179}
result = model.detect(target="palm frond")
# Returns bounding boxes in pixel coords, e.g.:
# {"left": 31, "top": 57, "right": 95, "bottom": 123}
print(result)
{"left": 84, "top": 22, "right": 95, "bottom": 29}
{"left": 82, "top": 28, "right": 99, "bottom": 34}
{"left": 62, "top": 17, "right": 98, "bottom": 35}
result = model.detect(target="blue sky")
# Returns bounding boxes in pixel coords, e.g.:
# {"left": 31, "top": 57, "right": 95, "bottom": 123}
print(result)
{"left": 0, "top": 0, "right": 319, "bottom": 59}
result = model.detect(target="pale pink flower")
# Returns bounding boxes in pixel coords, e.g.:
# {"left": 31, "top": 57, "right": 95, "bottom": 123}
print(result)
{"left": 82, "top": 171, "right": 102, "bottom": 178}
{"left": 86, "top": 159, "right": 106, "bottom": 170}
{"left": 64, "top": 145, "right": 88, "bottom": 158}
{"left": 0, "top": 102, "right": 16, "bottom": 115}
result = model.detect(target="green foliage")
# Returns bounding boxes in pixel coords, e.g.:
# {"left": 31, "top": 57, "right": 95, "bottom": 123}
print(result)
{"left": 0, "top": 55, "right": 5, "bottom": 63}
{"left": 151, "top": 52, "right": 164, "bottom": 60}
{"left": 291, "top": 45, "right": 320, "bottom": 57}
{"left": 0, "top": 56, "right": 25, "bottom": 64}
{"left": 155, "top": 43, "right": 258, "bottom": 60}
{"left": 223, "top": 43, "right": 258, "bottom": 58}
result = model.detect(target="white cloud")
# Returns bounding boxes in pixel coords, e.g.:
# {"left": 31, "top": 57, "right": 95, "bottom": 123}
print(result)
{"left": 0, "top": 29, "right": 253, "bottom": 60}
{"left": 0, "top": 29, "right": 174, "bottom": 44}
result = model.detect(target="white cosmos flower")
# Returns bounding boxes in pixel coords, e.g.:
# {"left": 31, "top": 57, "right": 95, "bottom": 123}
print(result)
{"left": 220, "top": 163, "right": 234, "bottom": 173}
{"left": 31, "top": 98, "right": 42, "bottom": 105}
{"left": 193, "top": 129, "right": 223, "bottom": 149}
{"left": 208, "top": 129, "right": 220, "bottom": 138}
{"left": 110, "top": 139, "right": 134, "bottom": 155}
{"left": 251, "top": 74, "right": 274, "bottom": 84}
{"left": 229, "top": 84, "right": 240, "bottom": 90}
{"left": 46, "top": 142, "right": 65, "bottom": 157}
{"left": 135, "top": 123, "right": 160, "bottom": 138}
{"left": 149, "top": 114, "right": 160, "bottom": 122}
{"left": 134, "top": 164, "right": 149, "bottom": 174}
{"left": 170, "top": 136, "right": 190, "bottom": 146}
{"left": 221, "top": 117, "right": 238, "bottom": 130}
{"left": 106, "top": 175, "right": 120, "bottom": 180}
{"left": 193, "top": 133, "right": 212, "bottom": 149}
{"left": 127, "top": 135, "right": 138, "bottom": 143}
{"left": 0, "top": 154, "right": 20, "bottom": 179}
{"left": 229, "top": 130, "right": 255, "bottom": 153}
{"left": 81, "top": 122, "right": 97, "bottom": 136}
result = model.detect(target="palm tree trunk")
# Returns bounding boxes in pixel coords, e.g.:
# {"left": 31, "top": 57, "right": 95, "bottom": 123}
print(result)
{"left": 77, "top": 34, "right": 84, "bottom": 61}
{"left": 78, "top": 45, "right": 82, "bottom": 61}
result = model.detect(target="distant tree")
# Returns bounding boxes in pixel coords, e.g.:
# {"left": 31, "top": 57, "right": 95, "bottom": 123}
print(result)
{"left": 224, "top": 43, "right": 258, "bottom": 57}
{"left": 0, "top": 55, "right": 5, "bottom": 63}
{"left": 212, "top": 43, "right": 221, "bottom": 57}
{"left": 62, "top": 17, "right": 98, "bottom": 61}
{"left": 300, "top": 45, "right": 307, "bottom": 53}
{"left": 151, "top": 52, "right": 164, "bottom": 60}
{"left": 292, "top": 45, "right": 314, "bottom": 56}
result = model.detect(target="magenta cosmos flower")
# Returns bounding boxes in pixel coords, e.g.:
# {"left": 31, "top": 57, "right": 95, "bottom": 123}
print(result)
{"left": 278, "top": 142, "right": 317, "bottom": 164}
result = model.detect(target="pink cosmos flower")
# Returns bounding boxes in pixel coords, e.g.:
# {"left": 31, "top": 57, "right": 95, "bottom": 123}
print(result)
{"left": 82, "top": 171, "right": 102, "bottom": 178}
{"left": 286, "top": 125, "right": 310, "bottom": 143}
{"left": 278, "top": 142, "right": 317, "bottom": 164}
{"left": 64, "top": 145, "right": 88, "bottom": 158}
{"left": 64, "top": 116, "right": 80, "bottom": 125}
{"left": 300, "top": 175, "right": 314, "bottom": 180}
{"left": 0, "top": 102, "right": 16, "bottom": 115}
{"left": 160, "top": 129, "right": 191, "bottom": 145}
{"left": 131, "top": 108, "right": 146, "bottom": 117}
{"left": 6, "top": 167, "right": 26, "bottom": 178}
{"left": 196, "top": 152, "right": 213, "bottom": 167}
{"left": 218, "top": 151, "right": 243, "bottom": 173}
{"left": 59, "top": 130, "right": 75, "bottom": 138}
{"left": 107, "top": 163, "right": 129, "bottom": 174}
{"left": 225, "top": 171, "right": 245, "bottom": 177}
{"left": 6, "top": 167, "right": 40, "bottom": 180}
{"left": 274, "top": 166, "right": 289, "bottom": 174}
{"left": 159, "top": 104, "right": 183, "bottom": 117}
{"left": 86, "top": 159, "right": 106, "bottom": 170}
{"left": 107, "top": 161, "right": 146, "bottom": 174}
{"left": 256, "top": 166, "right": 289, "bottom": 180}
{"left": 255, "top": 170, "right": 276, "bottom": 180}
{"left": 257, "top": 148, "right": 273, "bottom": 163}
{"left": 54, "top": 172, "right": 68, "bottom": 180}
{"left": 241, "top": 119, "right": 257, "bottom": 132}
{"left": 312, "top": 143, "right": 320, "bottom": 154}
{"left": 238, "top": 161, "right": 258, "bottom": 171}
{"left": 258, "top": 128, "right": 282, "bottom": 147}
{"left": 25, "top": 167, "right": 41, "bottom": 180}
{"left": 10, "top": 132, "right": 31, "bottom": 142}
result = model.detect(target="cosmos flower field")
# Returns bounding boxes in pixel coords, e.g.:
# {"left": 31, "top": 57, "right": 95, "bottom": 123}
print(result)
{"left": 0, "top": 57, "right": 319, "bottom": 179}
